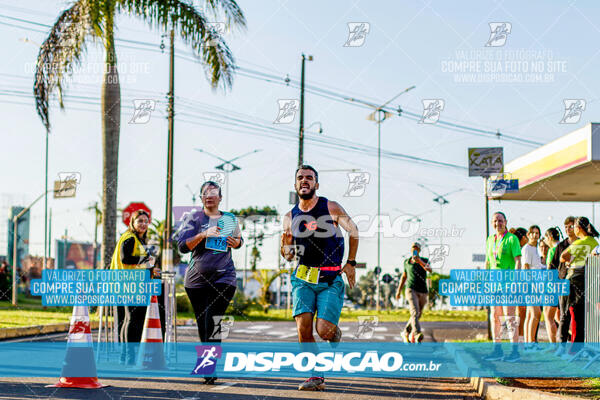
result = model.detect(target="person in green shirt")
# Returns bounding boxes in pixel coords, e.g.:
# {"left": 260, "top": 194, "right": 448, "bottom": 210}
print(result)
{"left": 560, "top": 216, "right": 599, "bottom": 348}
{"left": 395, "top": 242, "right": 431, "bottom": 343}
{"left": 484, "top": 211, "right": 522, "bottom": 362}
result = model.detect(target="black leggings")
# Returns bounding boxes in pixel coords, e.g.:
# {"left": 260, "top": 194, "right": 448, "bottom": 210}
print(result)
{"left": 117, "top": 305, "right": 147, "bottom": 343}
{"left": 185, "top": 284, "right": 236, "bottom": 342}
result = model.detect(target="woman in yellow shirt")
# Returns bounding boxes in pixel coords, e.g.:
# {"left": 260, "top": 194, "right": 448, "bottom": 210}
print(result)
{"left": 560, "top": 216, "right": 599, "bottom": 350}
{"left": 110, "top": 209, "right": 157, "bottom": 364}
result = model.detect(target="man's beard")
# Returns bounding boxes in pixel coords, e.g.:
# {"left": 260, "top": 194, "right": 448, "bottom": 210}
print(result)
{"left": 298, "top": 187, "right": 316, "bottom": 200}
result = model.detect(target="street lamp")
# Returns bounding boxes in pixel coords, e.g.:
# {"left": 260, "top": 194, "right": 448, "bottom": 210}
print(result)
{"left": 298, "top": 53, "right": 314, "bottom": 167}
{"left": 195, "top": 148, "right": 262, "bottom": 210}
{"left": 417, "top": 184, "right": 464, "bottom": 246}
{"left": 346, "top": 85, "right": 416, "bottom": 311}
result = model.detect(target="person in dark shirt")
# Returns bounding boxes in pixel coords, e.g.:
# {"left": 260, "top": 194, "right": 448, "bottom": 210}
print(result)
{"left": 552, "top": 216, "right": 576, "bottom": 352}
{"left": 395, "top": 242, "right": 431, "bottom": 343}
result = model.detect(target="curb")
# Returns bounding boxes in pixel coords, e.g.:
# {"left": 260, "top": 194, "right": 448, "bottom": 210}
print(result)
{"left": 470, "top": 377, "right": 581, "bottom": 400}
{"left": 0, "top": 321, "right": 100, "bottom": 340}
{"left": 0, "top": 319, "right": 194, "bottom": 340}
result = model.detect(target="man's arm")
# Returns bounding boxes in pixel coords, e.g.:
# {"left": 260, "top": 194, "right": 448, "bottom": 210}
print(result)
{"left": 514, "top": 255, "right": 522, "bottom": 269}
{"left": 419, "top": 258, "right": 432, "bottom": 273}
{"left": 395, "top": 272, "right": 407, "bottom": 299}
{"left": 280, "top": 211, "right": 295, "bottom": 261}
{"left": 328, "top": 200, "right": 358, "bottom": 288}
{"left": 328, "top": 201, "right": 359, "bottom": 261}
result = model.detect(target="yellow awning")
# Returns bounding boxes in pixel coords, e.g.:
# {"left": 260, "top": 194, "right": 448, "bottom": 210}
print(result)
{"left": 493, "top": 123, "right": 600, "bottom": 201}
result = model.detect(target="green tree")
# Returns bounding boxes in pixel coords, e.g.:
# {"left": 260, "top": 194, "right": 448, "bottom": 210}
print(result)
{"left": 231, "top": 206, "right": 278, "bottom": 271}
{"left": 34, "top": 0, "right": 246, "bottom": 270}
{"left": 428, "top": 272, "right": 450, "bottom": 308}
{"left": 252, "top": 268, "right": 289, "bottom": 313}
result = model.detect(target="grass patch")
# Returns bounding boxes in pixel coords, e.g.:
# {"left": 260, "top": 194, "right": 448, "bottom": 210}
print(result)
{"left": 1, "top": 294, "right": 486, "bottom": 328}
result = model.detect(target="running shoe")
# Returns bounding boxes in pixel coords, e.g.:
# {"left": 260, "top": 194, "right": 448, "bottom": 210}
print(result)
{"left": 401, "top": 331, "right": 410, "bottom": 343}
{"left": 414, "top": 332, "right": 424, "bottom": 343}
{"left": 503, "top": 352, "right": 520, "bottom": 363}
{"left": 483, "top": 350, "right": 504, "bottom": 361}
{"left": 204, "top": 377, "right": 217, "bottom": 385}
{"left": 298, "top": 377, "right": 325, "bottom": 391}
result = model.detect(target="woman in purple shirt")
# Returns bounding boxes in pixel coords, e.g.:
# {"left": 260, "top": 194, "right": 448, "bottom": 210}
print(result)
{"left": 177, "top": 181, "right": 243, "bottom": 384}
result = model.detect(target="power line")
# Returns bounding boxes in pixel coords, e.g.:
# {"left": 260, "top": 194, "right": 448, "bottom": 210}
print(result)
{"left": 0, "top": 12, "right": 545, "bottom": 148}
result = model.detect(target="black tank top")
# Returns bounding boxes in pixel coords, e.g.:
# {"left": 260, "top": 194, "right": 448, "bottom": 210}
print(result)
{"left": 290, "top": 197, "right": 344, "bottom": 280}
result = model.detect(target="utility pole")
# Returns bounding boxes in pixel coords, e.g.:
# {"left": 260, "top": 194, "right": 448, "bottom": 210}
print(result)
{"left": 346, "top": 86, "right": 415, "bottom": 294}
{"left": 164, "top": 29, "right": 175, "bottom": 259}
{"left": 298, "top": 54, "right": 313, "bottom": 167}
{"left": 43, "top": 130, "right": 49, "bottom": 270}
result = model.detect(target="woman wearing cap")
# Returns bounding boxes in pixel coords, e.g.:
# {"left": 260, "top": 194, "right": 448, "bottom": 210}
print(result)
{"left": 560, "top": 216, "right": 599, "bottom": 352}
{"left": 177, "top": 181, "right": 243, "bottom": 384}
{"left": 111, "top": 209, "right": 159, "bottom": 364}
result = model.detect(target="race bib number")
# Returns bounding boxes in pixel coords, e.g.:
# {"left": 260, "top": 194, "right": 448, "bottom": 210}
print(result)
{"left": 206, "top": 236, "right": 228, "bottom": 252}
{"left": 296, "top": 264, "right": 320, "bottom": 284}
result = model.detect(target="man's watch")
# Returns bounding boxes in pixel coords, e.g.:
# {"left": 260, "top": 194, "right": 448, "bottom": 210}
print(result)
{"left": 346, "top": 260, "right": 357, "bottom": 267}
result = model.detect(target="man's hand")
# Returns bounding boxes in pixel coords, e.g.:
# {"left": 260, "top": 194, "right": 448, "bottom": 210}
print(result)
{"left": 226, "top": 236, "right": 241, "bottom": 249}
{"left": 342, "top": 263, "right": 356, "bottom": 289}
{"left": 395, "top": 287, "right": 403, "bottom": 300}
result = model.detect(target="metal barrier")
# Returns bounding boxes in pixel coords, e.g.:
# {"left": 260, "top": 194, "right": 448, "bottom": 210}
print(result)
{"left": 583, "top": 255, "right": 600, "bottom": 367}
{"left": 586, "top": 255, "right": 600, "bottom": 343}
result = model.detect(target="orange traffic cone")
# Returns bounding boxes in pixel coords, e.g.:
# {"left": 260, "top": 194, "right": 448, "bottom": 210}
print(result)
{"left": 47, "top": 305, "right": 107, "bottom": 389}
{"left": 137, "top": 295, "right": 167, "bottom": 369}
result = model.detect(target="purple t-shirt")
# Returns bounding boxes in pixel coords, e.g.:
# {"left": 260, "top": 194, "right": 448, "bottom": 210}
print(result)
{"left": 176, "top": 210, "right": 239, "bottom": 288}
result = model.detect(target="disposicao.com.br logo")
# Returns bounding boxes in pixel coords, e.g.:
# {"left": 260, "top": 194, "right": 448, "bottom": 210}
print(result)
{"left": 223, "top": 351, "right": 441, "bottom": 373}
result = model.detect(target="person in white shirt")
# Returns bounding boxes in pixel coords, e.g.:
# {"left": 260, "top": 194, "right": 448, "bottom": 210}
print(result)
{"left": 522, "top": 225, "right": 544, "bottom": 349}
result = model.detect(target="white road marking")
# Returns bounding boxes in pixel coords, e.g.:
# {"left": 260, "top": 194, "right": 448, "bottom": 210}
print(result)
{"left": 212, "top": 382, "right": 238, "bottom": 390}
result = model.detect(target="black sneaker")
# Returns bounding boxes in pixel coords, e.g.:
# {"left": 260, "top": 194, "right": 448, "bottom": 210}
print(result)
{"left": 204, "top": 377, "right": 217, "bottom": 385}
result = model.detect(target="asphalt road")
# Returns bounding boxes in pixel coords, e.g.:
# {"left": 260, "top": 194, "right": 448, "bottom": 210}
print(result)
{"left": 0, "top": 321, "right": 485, "bottom": 399}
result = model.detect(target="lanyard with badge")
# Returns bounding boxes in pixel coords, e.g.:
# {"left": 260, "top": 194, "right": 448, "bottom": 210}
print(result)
{"left": 493, "top": 232, "right": 506, "bottom": 267}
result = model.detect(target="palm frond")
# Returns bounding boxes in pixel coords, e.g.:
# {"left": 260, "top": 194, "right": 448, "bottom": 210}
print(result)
{"left": 117, "top": 0, "right": 245, "bottom": 90}
{"left": 201, "top": 0, "right": 246, "bottom": 30}
{"left": 34, "top": 0, "right": 95, "bottom": 132}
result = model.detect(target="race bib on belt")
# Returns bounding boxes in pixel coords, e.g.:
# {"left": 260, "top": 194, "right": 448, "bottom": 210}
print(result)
{"left": 296, "top": 264, "right": 320, "bottom": 284}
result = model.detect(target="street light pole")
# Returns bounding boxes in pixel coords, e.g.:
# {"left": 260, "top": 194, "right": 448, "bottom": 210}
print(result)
{"left": 12, "top": 190, "right": 49, "bottom": 306}
{"left": 194, "top": 148, "right": 262, "bottom": 210}
{"left": 346, "top": 86, "right": 415, "bottom": 310}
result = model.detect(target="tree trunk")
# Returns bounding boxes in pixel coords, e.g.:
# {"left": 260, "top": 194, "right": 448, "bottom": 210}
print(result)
{"left": 100, "top": 16, "right": 120, "bottom": 270}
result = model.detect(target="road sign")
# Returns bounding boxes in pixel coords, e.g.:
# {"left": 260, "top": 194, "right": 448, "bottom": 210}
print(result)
{"left": 355, "top": 262, "right": 367, "bottom": 269}
{"left": 53, "top": 179, "right": 77, "bottom": 198}
{"left": 468, "top": 147, "right": 503, "bottom": 177}
{"left": 122, "top": 202, "right": 152, "bottom": 226}
{"left": 487, "top": 179, "right": 519, "bottom": 197}
{"left": 374, "top": 266, "right": 382, "bottom": 276}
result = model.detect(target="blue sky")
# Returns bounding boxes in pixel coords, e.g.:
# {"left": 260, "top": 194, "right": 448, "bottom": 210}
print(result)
{"left": 1, "top": 0, "right": 599, "bottom": 275}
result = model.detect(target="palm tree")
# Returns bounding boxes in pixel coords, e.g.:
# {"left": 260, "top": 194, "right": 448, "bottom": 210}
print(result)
{"left": 252, "top": 268, "right": 289, "bottom": 313}
{"left": 34, "top": 0, "right": 246, "bottom": 270}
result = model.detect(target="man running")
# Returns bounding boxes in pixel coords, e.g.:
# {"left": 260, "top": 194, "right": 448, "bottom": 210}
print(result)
{"left": 395, "top": 242, "right": 431, "bottom": 343}
{"left": 281, "top": 165, "right": 359, "bottom": 391}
